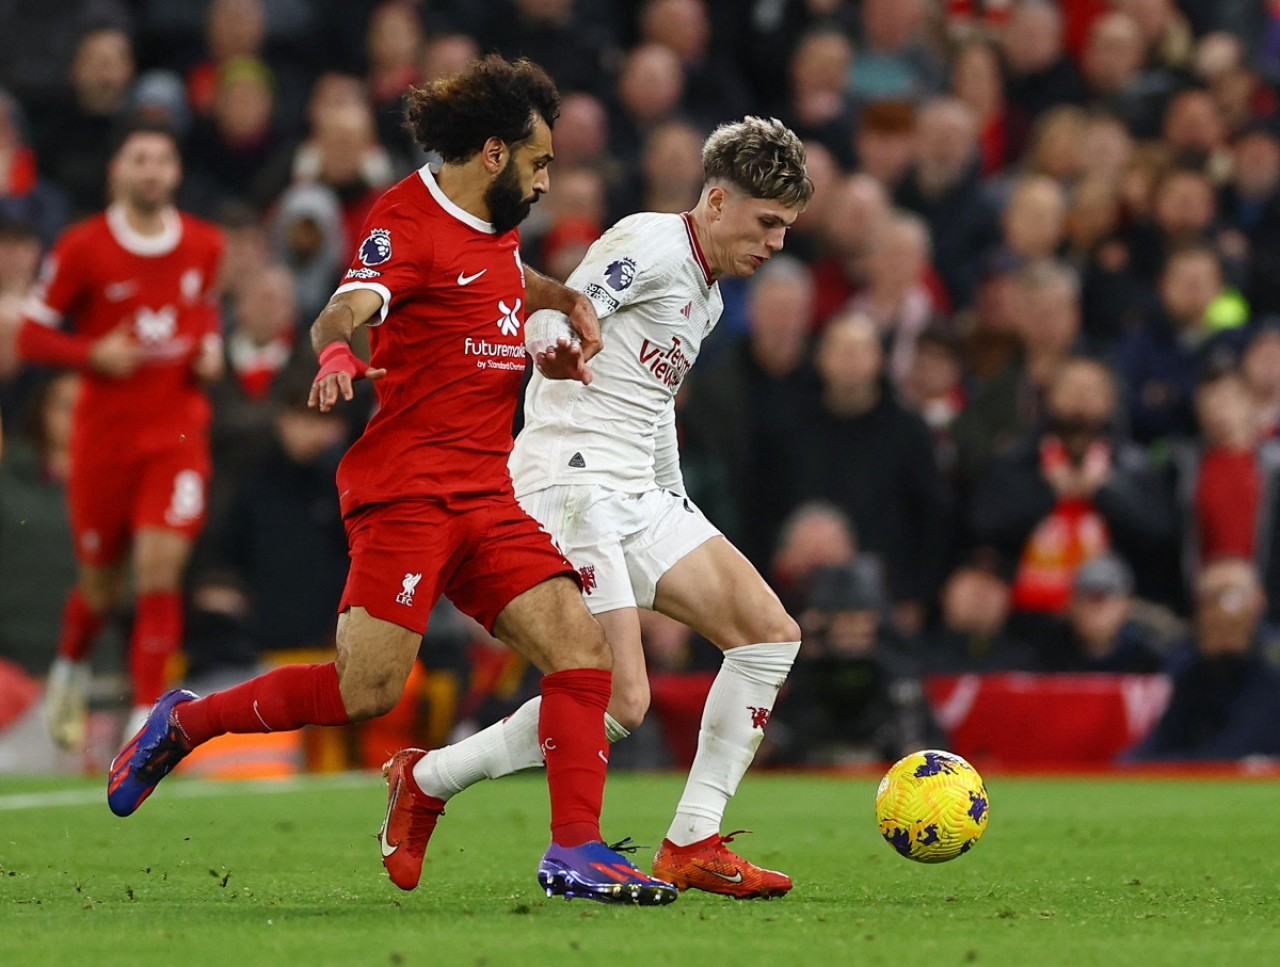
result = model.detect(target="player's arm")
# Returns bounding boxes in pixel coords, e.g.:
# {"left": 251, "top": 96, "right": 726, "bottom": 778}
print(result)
{"left": 15, "top": 243, "right": 142, "bottom": 378}
{"left": 308, "top": 288, "right": 388, "bottom": 412}
{"left": 525, "top": 267, "right": 602, "bottom": 361}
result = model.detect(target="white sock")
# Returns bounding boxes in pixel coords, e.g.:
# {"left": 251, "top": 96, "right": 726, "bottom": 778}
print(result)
{"left": 412, "top": 699, "right": 632, "bottom": 800}
{"left": 666, "top": 641, "right": 799, "bottom": 847}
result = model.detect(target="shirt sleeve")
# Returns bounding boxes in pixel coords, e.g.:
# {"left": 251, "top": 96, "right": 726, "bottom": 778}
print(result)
{"left": 566, "top": 223, "right": 657, "bottom": 322}
{"left": 331, "top": 201, "right": 434, "bottom": 326}
{"left": 22, "top": 235, "right": 85, "bottom": 330}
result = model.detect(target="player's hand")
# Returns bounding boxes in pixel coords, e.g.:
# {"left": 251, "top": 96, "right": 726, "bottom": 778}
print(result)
{"left": 309, "top": 341, "right": 386, "bottom": 412}
{"left": 565, "top": 292, "right": 602, "bottom": 362}
{"left": 191, "top": 334, "right": 224, "bottom": 383}
{"left": 535, "top": 336, "right": 593, "bottom": 385}
{"left": 88, "top": 325, "right": 143, "bottom": 378}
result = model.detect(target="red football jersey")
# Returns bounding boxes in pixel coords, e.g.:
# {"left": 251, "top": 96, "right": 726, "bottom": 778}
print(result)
{"left": 333, "top": 165, "right": 532, "bottom": 512}
{"left": 24, "top": 206, "right": 224, "bottom": 454}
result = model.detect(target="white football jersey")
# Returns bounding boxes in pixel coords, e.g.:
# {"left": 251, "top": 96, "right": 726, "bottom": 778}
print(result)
{"left": 510, "top": 211, "right": 723, "bottom": 495}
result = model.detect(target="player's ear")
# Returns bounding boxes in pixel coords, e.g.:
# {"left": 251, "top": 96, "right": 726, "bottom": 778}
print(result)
{"left": 481, "top": 137, "right": 507, "bottom": 173}
{"left": 706, "top": 185, "right": 728, "bottom": 218}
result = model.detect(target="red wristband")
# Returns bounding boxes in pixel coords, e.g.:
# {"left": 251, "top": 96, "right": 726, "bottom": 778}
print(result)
{"left": 315, "top": 341, "right": 369, "bottom": 382}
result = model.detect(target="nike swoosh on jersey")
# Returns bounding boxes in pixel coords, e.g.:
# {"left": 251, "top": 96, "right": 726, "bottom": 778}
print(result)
{"left": 379, "top": 775, "right": 402, "bottom": 858}
{"left": 693, "top": 864, "right": 744, "bottom": 883}
{"left": 457, "top": 269, "right": 487, "bottom": 285}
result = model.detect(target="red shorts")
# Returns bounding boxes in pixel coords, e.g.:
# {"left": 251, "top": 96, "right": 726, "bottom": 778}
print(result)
{"left": 338, "top": 495, "right": 577, "bottom": 634}
{"left": 67, "top": 439, "right": 211, "bottom": 567}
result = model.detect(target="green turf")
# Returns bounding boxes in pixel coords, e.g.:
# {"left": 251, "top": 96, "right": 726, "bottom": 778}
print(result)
{"left": 2, "top": 770, "right": 1278, "bottom": 966}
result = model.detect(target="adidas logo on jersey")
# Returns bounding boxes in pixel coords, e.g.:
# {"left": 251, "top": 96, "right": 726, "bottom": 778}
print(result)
{"left": 568, "top": 452, "right": 586, "bottom": 468}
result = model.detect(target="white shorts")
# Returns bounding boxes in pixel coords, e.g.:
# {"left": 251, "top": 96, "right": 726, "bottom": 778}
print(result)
{"left": 518, "top": 484, "right": 721, "bottom": 613}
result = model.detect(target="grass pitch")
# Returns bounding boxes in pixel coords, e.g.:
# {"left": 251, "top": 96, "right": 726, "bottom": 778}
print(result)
{"left": 2, "top": 769, "right": 1278, "bottom": 966}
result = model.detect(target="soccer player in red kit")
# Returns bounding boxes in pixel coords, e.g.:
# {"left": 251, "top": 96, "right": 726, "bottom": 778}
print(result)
{"left": 16, "top": 120, "right": 224, "bottom": 751}
{"left": 107, "top": 56, "right": 677, "bottom": 906}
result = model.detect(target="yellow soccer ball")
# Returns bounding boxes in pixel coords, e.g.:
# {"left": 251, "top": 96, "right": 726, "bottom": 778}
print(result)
{"left": 876, "top": 750, "right": 989, "bottom": 863}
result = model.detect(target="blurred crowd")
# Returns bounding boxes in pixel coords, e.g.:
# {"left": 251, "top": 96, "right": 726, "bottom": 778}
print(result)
{"left": 5, "top": 0, "right": 1280, "bottom": 766}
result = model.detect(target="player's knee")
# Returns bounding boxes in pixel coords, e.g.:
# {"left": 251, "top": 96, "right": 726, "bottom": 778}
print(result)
{"left": 78, "top": 576, "right": 122, "bottom": 615}
{"left": 550, "top": 618, "right": 612, "bottom": 673}
{"left": 337, "top": 672, "right": 406, "bottom": 721}
{"left": 727, "top": 605, "right": 801, "bottom": 649}
{"left": 609, "top": 686, "right": 650, "bottom": 732}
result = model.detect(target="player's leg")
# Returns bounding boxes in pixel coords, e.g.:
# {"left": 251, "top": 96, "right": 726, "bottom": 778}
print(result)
{"left": 46, "top": 562, "right": 124, "bottom": 750}
{"left": 646, "top": 528, "right": 800, "bottom": 898}
{"left": 123, "top": 527, "right": 194, "bottom": 736}
{"left": 109, "top": 502, "right": 442, "bottom": 817}
{"left": 441, "top": 500, "right": 674, "bottom": 903}
{"left": 48, "top": 452, "right": 132, "bottom": 750}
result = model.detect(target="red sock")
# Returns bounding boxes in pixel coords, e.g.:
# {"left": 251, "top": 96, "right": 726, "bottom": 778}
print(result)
{"left": 540, "top": 668, "right": 611, "bottom": 847}
{"left": 56, "top": 589, "right": 106, "bottom": 662}
{"left": 174, "top": 663, "right": 350, "bottom": 747}
{"left": 129, "top": 591, "right": 183, "bottom": 705}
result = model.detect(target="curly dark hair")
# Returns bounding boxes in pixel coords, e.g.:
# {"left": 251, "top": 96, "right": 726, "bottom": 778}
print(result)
{"left": 405, "top": 54, "right": 560, "bottom": 163}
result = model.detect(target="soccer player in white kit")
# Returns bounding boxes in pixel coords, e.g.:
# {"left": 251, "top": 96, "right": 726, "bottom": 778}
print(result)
{"left": 407, "top": 117, "right": 812, "bottom": 898}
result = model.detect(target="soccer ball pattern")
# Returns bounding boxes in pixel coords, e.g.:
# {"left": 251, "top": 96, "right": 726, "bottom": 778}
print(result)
{"left": 876, "top": 749, "right": 989, "bottom": 863}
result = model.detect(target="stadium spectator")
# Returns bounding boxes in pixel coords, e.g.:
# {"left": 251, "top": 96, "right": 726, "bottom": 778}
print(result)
{"left": 1170, "top": 367, "right": 1280, "bottom": 584}
{"left": 185, "top": 56, "right": 293, "bottom": 216}
{"left": 184, "top": 0, "right": 267, "bottom": 118}
{"left": 1242, "top": 324, "right": 1280, "bottom": 440}
{"left": 478, "top": 0, "right": 618, "bottom": 102}
{"left": 106, "top": 54, "right": 675, "bottom": 907}
{"left": 773, "top": 562, "right": 942, "bottom": 765}
{"left": 968, "top": 356, "right": 1180, "bottom": 613}
{"left": 637, "top": 0, "right": 752, "bottom": 136}
{"left": 0, "top": 218, "right": 42, "bottom": 422}
{"left": 1114, "top": 244, "right": 1248, "bottom": 445}
{"left": 894, "top": 97, "right": 1001, "bottom": 308}
{"left": 1033, "top": 551, "right": 1168, "bottom": 673}
{"left": 0, "top": 90, "right": 71, "bottom": 249}
{"left": 846, "top": 209, "right": 941, "bottom": 394}
{"left": 607, "top": 43, "right": 686, "bottom": 168}
{"left": 31, "top": 23, "right": 135, "bottom": 216}
{"left": 363, "top": 0, "right": 424, "bottom": 164}
{"left": 810, "top": 172, "right": 891, "bottom": 325}
{"left": 0, "top": 373, "right": 81, "bottom": 678}
{"left": 1023, "top": 104, "right": 1089, "bottom": 185}
{"left": 950, "top": 39, "right": 1019, "bottom": 177}
{"left": 999, "top": 175, "right": 1068, "bottom": 266}
{"left": 1219, "top": 123, "right": 1280, "bottom": 318}
{"left": 952, "top": 260, "right": 1085, "bottom": 481}
{"left": 779, "top": 311, "right": 950, "bottom": 634}
{"left": 769, "top": 500, "right": 864, "bottom": 617}
{"left": 1126, "top": 557, "right": 1280, "bottom": 761}
{"left": 632, "top": 119, "right": 706, "bottom": 217}
{"left": 999, "top": 0, "right": 1086, "bottom": 122}
{"left": 1079, "top": 11, "right": 1175, "bottom": 139}
{"left": 775, "top": 23, "right": 858, "bottom": 169}
{"left": 15, "top": 121, "right": 225, "bottom": 751}
{"left": 853, "top": 99, "right": 917, "bottom": 194}
{"left": 847, "top": 0, "right": 944, "bottom": 104}
{"left": 198, "top": 375, "right": 350, "bottom": 657}
{"left": 923, "top": 556, "right": 1040, "bottom": 671}
{"left": 682, "top": 254, "right": 818, "bottom": 568}
{"left": 268, "top": 182, "right": 348, "bottom": 326}
{"left": 1065, "top": 174, "right": 1145, "bottom": 350}
{"left": 901, "top": 323, "right": 967, "bottom": 479}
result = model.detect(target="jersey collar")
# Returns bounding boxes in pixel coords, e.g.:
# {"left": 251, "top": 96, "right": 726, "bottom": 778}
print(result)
{"left": 106, "top": 204, "right": 182, "bottom": 256}
{"left": 418, "top": 163, "right": 496, "bottom": 234}
{"left": 681, "top": 212, "right": 713, "bottom": 286}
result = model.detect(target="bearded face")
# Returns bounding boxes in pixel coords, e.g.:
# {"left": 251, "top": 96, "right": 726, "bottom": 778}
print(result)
{"left": 485, "top": 155, "right": 538, "bottom": 233}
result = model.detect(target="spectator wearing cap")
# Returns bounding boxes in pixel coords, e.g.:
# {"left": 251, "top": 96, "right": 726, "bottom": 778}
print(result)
{"left": 1034, "top": 552, "right": 1170, "bottom": 673}
{"left": 1125, "top": 557, "right": 1280, "bottom": 761}
{"left": 128, "top": 70, "right": 192, "bottom": 143}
